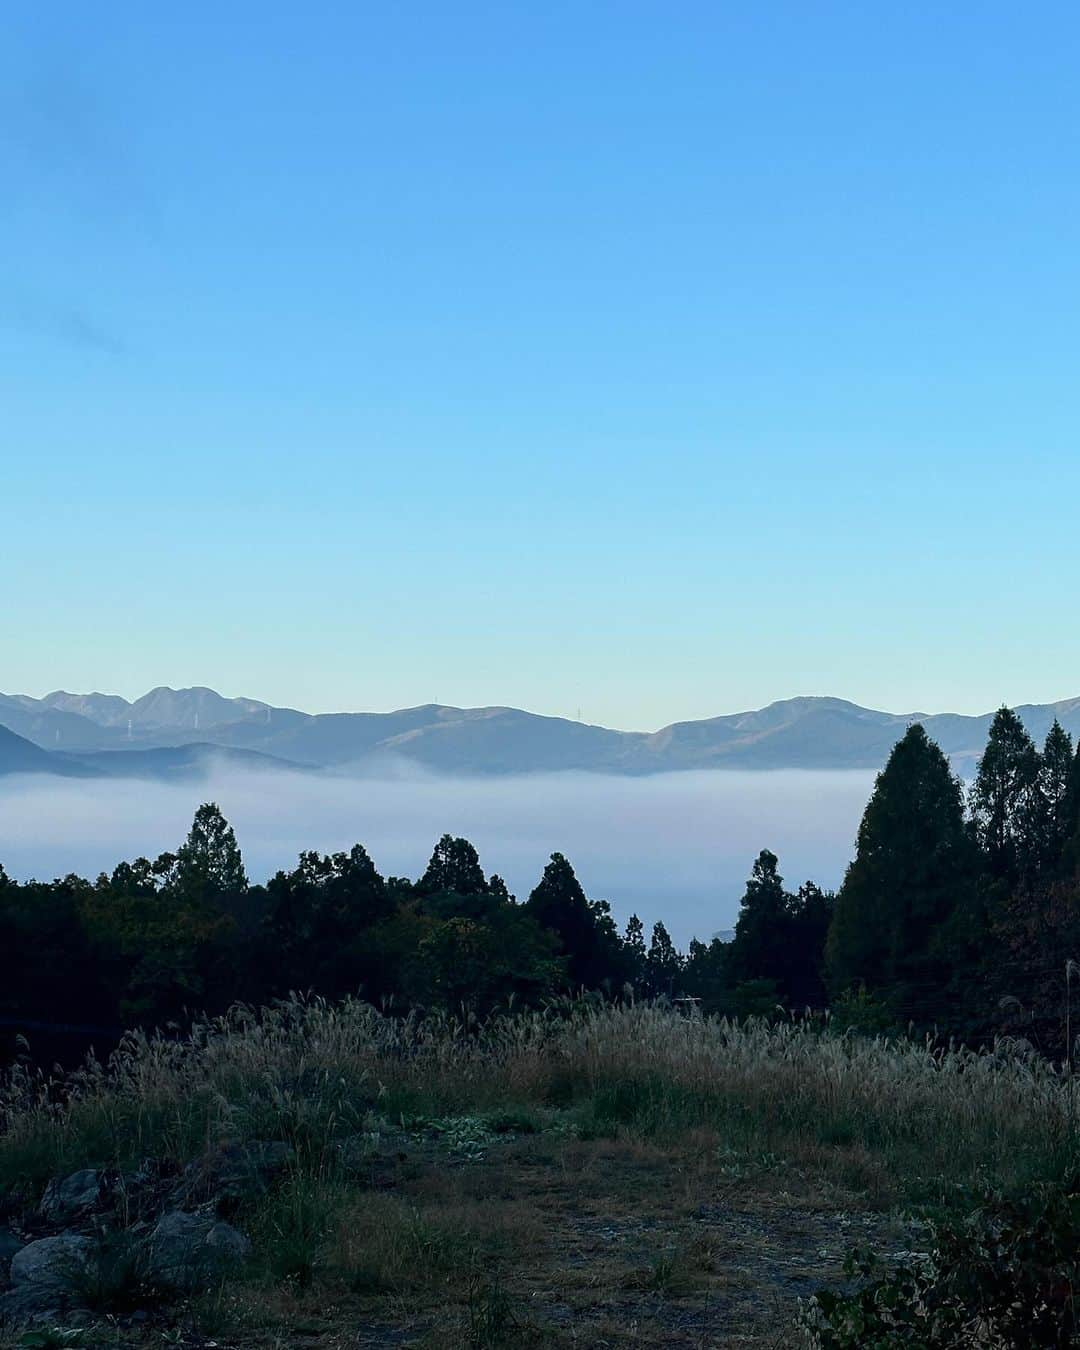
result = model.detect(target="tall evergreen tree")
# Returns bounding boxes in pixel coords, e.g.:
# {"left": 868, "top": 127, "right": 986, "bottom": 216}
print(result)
{"left": 826, "top": 724, "right": 976, "bottom": 1018}
{"left": 416, "top": 834, "right": 489, "bottom": 897}
{"left": 624, "top": 914, "right": 647, "bottom": 990}
{"left": 171, "top": 802, "right": 247, "bottom": 903}
{"left": 726, "top": 850, "right": 789, "bottom": 988}
{"left": 646, "top": 920, "right": 682, "bottom": 997}
{"left": 681, "top": 936, "right": 730, "bottom": 1013}
{"left": 787, "top": 881, "right": 833, "bottom": 1007}
{"left": 524, "top": 852, "right": 621, "bottom": 989}
{"left": 1058, "top": 740, "right": 1080, "bottom": 877}
{"left": 724, "top": 853, "right": 832, "bottom": 1008}
{"left": 970, "top": 708, "right": 1041, "bottom": 882}
{"left": 1038, "top": 720, "right": 1074, "bottom": 872}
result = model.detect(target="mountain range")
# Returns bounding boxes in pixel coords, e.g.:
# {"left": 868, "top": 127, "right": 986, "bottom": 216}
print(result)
{"left": 2, "top": 686, "right": 1079, "bottom": 780}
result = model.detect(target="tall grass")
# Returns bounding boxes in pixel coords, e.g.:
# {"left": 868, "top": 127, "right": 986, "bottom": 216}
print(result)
{"left": 1, "top": 998, "right": 1074, "bottom": 1203}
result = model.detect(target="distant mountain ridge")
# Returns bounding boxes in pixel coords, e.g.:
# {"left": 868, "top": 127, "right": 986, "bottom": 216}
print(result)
{"left": 2, "top": 685, "right": 1079, "bottom": 780}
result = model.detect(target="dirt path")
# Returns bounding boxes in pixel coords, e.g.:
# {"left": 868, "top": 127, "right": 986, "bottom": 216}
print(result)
{"left": 338, "top": 1135, "right": 912, "bottom": 1349}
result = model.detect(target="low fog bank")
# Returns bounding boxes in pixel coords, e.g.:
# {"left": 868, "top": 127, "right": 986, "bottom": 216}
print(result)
{"left": 0, "top": 766, "right": 877, "bottom": 944}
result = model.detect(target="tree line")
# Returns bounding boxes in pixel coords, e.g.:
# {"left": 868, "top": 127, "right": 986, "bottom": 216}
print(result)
{"left": 4, "top": 706, "right": 1080, "bottom": 1057}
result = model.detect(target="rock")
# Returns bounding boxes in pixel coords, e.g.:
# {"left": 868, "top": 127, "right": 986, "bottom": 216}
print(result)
{"left": 205, "top": 1220, "right": 251, "bottom": 1262}
{"left": 147, "top": 1210, "right": 250, "bottom": 1291}
{"left": 1, "top": 1233, "right": 93, "bottom": 1323}
{"left": 39, "top": 1169, "right": 106, "bottom": 1223}
{"left": 0, "top": 1228, "right": 22, "bottom": 1284}
{"left": 10, "top": 1233, "right": 93, "bottom": 1291}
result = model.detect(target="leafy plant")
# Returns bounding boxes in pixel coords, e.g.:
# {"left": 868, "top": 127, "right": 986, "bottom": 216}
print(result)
{"left": 803, "top": 1172, "right": 1080, "bottom": 1347}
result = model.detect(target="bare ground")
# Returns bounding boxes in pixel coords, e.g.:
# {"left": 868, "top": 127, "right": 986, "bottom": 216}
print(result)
{"left": 132, "top": 1132, "right": 914, "bottom": 1350}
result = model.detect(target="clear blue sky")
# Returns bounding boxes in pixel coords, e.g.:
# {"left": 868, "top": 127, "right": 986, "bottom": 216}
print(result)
{"left": 5, "top": 3, "right": 1080, "bottom": 730}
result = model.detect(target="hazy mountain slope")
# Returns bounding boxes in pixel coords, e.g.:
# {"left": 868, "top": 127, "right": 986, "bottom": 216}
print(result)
{"left": 0, "top": 695, "right": 126, "bottom": 752}
{"left": 641, "top": 701, "right": 908, "bottom": 771}
{"left": 31, "top": 691, "right": 133, "bottom": 724}
{"left": 34, "top": 686, "right": 270, "bottom": 731}
{"left": 370, "top": 706, "right": 635, "bottom": 773}
{"left": 0, "top": 725, "right": 90, "bottom": 776}
{"left": 58, "top": 743, "right": 303, "bottom": 781}
{"left": 5, "top": 687, "right": 1080, "bottom": 775}
{"left": 124, "top": 686, "right": 269, "bottom": 731}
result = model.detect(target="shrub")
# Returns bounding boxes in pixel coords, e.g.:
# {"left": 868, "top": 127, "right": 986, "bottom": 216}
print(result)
{"left": 803, "top": 1172, "right": 1080, "bottom": 1347}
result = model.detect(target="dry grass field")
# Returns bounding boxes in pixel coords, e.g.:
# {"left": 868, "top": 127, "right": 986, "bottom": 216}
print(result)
{"left": 0, "top": 999, "right": 1073, "bottom": 1347}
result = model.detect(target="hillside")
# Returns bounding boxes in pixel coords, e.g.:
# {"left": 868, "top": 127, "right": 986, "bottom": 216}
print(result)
{"left": 4, "top": 686, "right": 1080, "bottom": 776}
{"left": 0, "top": 998, "right": 1071, "bottom": 1346}
{"left": 0, "top": 724, "right": 81, "bottom": 776}
{"left": 0, "top": 721, "right": 298, "bottom": 780}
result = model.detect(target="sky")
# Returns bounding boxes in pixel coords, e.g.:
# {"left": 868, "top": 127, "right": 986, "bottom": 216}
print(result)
{"left": 5, "top": 3, "right": 1080, "bottom": 731}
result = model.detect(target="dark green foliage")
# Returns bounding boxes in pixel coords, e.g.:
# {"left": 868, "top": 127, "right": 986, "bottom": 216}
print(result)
{"left": 645, "top": 921, "right": 682, "bottom": 997}
{"left": 826, "top": 724, "right": 976, "bottom": 1021}
{"left": 806, "top": 1173, "right": 1080, "bottom": 1347}
{"left": 971, "top": 707, "right": 1042, "bottom": 883}
{"left": 727, "top": 851, "right": 788, "bottom": 983}
{"left": 723, "top": 852, "right": 833, "bottom": 1008}
{"left": 681, "top": 936, "right": 730, "bottom": 1012}
{"left": 622, "top": 914, "right": 647, "bottom": 991}
{"left": 416, "top": 834, "right": 489, "bottom": 898}
{"left": 1060, "top": 742, "right": 1080, "bottom": 877}
{"left": 263, "top": 845, "right": 392, "bottom": 1000}
{"left": 170, "top": 801, "right": 248, "bottom": 902}
{"left": 1040, "top": 722, "right": 1075, "bottom": 872}
{"left": 523, "top": 852, "right": 623, "bottom": 990}
{"left": 413, "top": 903, "right": 562, "bottom": 1011}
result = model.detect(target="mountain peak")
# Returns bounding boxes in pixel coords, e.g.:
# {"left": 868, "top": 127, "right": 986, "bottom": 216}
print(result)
{"left": 3, "top": 688, "right": 1080, "bottom": 779}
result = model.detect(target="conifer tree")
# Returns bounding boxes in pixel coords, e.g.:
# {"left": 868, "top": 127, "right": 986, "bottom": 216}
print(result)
{"left": 726, "top": 850, "right": 789, "bottom": 987}
{"left": 624, "top": 914, "right": 647, "bottom": 988}
{"left": 646, "top": 920, "right": 682, "bottom": 996}
{"left": 417, "top": 834, "right": 489, "bottom": 897}
{"left": 524, "top": 852, "right": 620, "bottom": 989}
{"left": 172, "top": 802, "right": 247, "bottom": 903}
{"left": 1038, "top": 720, "right": 1074, "bottom": 872}
{"left": 1058, "top": 739, "right": 1080, "bottom": 877}
{"left": 970, "top": 707, "right": 1041, "bottom": 882}
{"left": 826, "top": 724, "right": 975, "bottom": 1017}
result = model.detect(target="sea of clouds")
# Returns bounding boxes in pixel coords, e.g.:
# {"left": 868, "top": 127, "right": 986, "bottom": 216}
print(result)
{"left": 0, "top": 765, "right": 877, "bottom": 945}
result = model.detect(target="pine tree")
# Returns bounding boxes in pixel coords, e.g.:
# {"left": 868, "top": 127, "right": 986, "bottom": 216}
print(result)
{"left": 826, "top": 724, "right": 975, "bottom": 1018}
{"left": 1038, "top": 720, "right": 1074, "bottom": 872}
{"left": 417, "top": 834, "right": 489, "bottom": 897}
{"left": 726, "top": 850, "right": 789, "bottom": 987}
{"left": 1061, "top": 741, "right": 1080, "bottom": 877}
{"left": 524, "top": 853, "right": 620, "bottom": 989}
{"left": 970, "top": 707, "right": 1041, "bottom": 882}
{"left": 172, "top": 802, "right": 247, "bottom": 903}
{"left": 624, "top": 914, "right": 647, "bottom": 989}
{"left": 646, "top": 920, "right": 682, "bottom": 997}
{"left": 787, "top": 881, "right": 833, "bottom": 1007}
